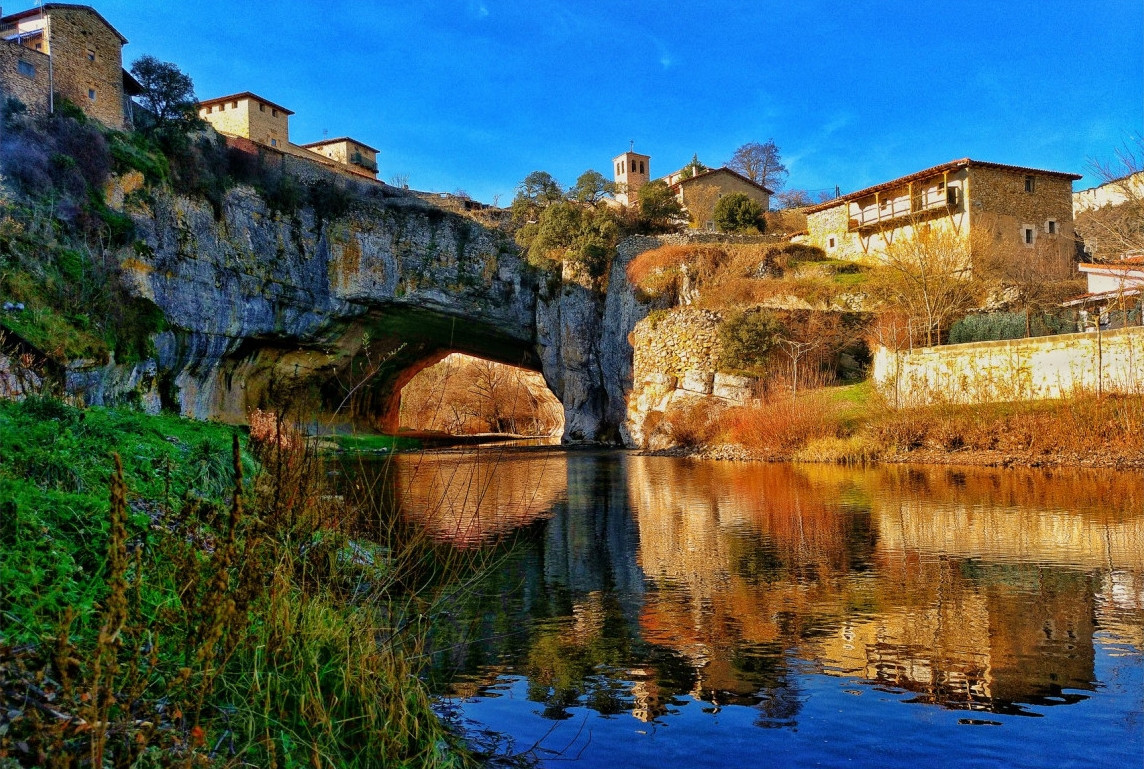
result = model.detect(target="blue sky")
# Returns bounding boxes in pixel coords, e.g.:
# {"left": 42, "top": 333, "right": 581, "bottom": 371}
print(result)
{"left": 90, "top": 1, "right": 1143, "bottom": 203}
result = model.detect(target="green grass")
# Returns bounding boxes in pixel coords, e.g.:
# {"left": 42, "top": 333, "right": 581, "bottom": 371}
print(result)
{"left": 0, "top": 397, "right": 253, "bottom": 642}
{"left": 0, "top": 399, "right": 479, "bottom": 767}
{"left": 325, "top": 432, "right": 422, "bottom": 453}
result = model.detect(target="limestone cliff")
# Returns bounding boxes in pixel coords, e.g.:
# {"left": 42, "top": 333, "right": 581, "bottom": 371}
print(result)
{"left": 72, "top": 181, "right": 654, "bottom": 443}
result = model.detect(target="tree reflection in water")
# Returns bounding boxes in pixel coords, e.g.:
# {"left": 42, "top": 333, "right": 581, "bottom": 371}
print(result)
{"left": 380, "top": 451, "right": 1143, "bottom": 732}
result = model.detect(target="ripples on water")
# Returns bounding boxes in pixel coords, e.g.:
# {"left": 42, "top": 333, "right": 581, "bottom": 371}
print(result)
{"left": 352, "top": 450, "right": 1144, "bottom": 768}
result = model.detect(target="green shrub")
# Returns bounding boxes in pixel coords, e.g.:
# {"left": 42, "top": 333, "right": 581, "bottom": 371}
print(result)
{"left": 718, "top": 307, "right": 784, "bottom": 373}
{"left": 714, "top": 193, "right": 766, "bottom": 234}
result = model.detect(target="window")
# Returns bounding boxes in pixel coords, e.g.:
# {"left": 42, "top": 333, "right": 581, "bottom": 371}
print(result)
{"left": 272, "top": 108, "right": 278, "bottom": 117}
{"left": 827, "top": 236, "right": 837, "bottom": 249}
{"left": 1024, "top": 227, "right": 1035, "bottom": 245}
{"left": 259, "top": 103, "right": 265, "bottom": 112}
{"left": 1024, "top": 175, "right": 1035, "bottom": 193}
{"left": 231, "top": 100, "right": 238, "bottom": 108}
{"left": 17, "top": 60, "right": 35, "bottom": 77}
{"left": 639, "top": 161, "right": 644, "bottom": 174}
{"left": 34, "top": 42, "right": 42, "bottom": 51}
{"left": 1046, "top": 220, "right": 1057, "bottom": 235}
{"left": 87, "top": 88, "right": 96, "bottom": 102}
{"left": 86, "top": 49, "right": 95, "bottom": 62}
{"left": 270, "top": 138, "right": 278, "bottom": 147}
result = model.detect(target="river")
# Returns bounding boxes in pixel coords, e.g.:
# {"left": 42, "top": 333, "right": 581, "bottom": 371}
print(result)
{"left": 353, "top": 449, "right": 1144, "bottom": 768}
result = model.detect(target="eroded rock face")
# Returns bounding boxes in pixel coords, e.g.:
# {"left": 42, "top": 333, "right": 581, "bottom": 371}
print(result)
{"left": 94, "top": 185, "right": 656, "bottom": 443}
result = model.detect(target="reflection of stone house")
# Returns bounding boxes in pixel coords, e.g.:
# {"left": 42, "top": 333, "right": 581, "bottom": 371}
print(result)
{"left": 198, "top": 91, "right": 380, "bottom": 180}
{"left": 802, "top": 159, "right": 1081, "bottom": 262}
{"left": 0, "top": 3, "right": 141, "bottom": 130}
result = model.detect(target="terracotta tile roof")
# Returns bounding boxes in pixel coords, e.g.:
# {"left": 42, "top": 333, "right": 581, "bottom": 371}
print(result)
{"left": 804, "top": 158, "right": 1083, "bottom": 214}
{"left": 668, "top": 166, "right": 774, "bottom": 195}
{"left": 198, "top": 92, "right": 294, "bottom": 116}
{"left": 1, "top": 4, "right": 127, "bottom": 44}
{"left": 299, "top": 137, "right": 379, "bottom": 153}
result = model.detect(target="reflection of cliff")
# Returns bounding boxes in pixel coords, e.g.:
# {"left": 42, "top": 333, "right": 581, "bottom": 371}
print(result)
{"left": 393, "top": 449, "right": 568, "bottom": 545}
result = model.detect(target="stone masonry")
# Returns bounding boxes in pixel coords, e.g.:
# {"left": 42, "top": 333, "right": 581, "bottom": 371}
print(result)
{"left": 626, "top": 308, "right": 756, "bottom": 447}
{"left": 0, "top": 4, "right": 131, "bottom": 129}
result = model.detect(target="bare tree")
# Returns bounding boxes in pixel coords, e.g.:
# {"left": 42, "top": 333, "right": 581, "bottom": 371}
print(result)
{"left": 683, "top": 183, "right": 721, "bottom": 229}
{"left": 1077, "top": 139, "right": 1144, "bottom": 260}
{"left": 871, "top": 224, "right": 983, "bottom": 347}
{"left": 727, "top": 140, "right": 788, "bottom": 191}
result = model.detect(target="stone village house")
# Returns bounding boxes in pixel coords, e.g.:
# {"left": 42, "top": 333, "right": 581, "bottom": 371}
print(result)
{"left": 611, "top": 147, "right": 772, "bottom": 224}
{"left": 197, "top": 92, "right": 380, "bottom": 181}
{"left": 0, "top": 2, "right": 140, "bottom": 130}
{"left": 800, "top": 158, "right": 1081, "bottom": 263}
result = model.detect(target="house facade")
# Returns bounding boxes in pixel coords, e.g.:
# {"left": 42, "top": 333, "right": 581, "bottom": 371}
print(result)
{"left": 609, "top": 147, "right": 772, "bottom": 225}
{"left": 802, "top": 159, "right": 1081, "bottom": 262}
{"left": 198, "top": 92, "right": 293, "bottom": 149}
{"left": 198, "top": 91, "right": 380, "bottom": 181}
{"left": 665, "top": 166, "right": 771, "bottom": 229}
{"left": 0, "top": 3, "right": 138, "bottom": 129}
{"left": 299, "top": 137, "right": 379, "bottom": 178}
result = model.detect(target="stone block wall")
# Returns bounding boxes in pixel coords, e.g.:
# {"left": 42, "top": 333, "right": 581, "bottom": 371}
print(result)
{"left": 626, "top": 307, "right": 758, "bottom": 446}
{"left": 873, "top": 326, "right": 1144, "bottom": 407}
{"left": 44, "top": 6, "right": 127, "bottom": 129}
{"left": 968, "top": 165, "right": 1075, "bottom": 254}
{"left": 0, "top": 41, "right": 50, "bottom": 114}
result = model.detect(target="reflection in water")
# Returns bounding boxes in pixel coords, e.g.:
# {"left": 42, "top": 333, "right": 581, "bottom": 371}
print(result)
{"left": 378, "top": 453, "right": 1143, "bottom": 764}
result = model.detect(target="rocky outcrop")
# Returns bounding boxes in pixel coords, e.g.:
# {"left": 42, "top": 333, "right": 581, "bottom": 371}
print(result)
{"left": 626, "top": 308, "right": 758, "bottom": 447}
{"left": 69, "top": 183, "right": 663, "bottom": 443}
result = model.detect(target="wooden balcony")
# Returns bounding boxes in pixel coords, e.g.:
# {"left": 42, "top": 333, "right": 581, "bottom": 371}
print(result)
{"left": 848, "top": 185, "right": 960, "bottom": 232}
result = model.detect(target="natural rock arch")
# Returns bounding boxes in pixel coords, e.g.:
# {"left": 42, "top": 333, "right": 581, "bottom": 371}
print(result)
{"left": 118, "top": 185, "right": 646, "bottom": 442}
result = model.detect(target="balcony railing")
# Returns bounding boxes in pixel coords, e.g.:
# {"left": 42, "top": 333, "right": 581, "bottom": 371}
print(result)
{"left": 848, "top": 186, "right": 959, "bottom": 231}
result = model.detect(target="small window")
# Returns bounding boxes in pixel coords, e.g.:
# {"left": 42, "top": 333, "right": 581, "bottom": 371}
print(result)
{"left": 34, "top": 42, "right": 42, "bottom": 51}
{"left": 827, "top": 236, "right": 837, "bottom": 249}
{"left": 639, "top": 161, "right": 644, "bottom": 174}
{"left": 1024, "top": 175, "right": 1035, "bottom": 193}
{"left": 272, "top": 108, "right": 278, "bottom": 117}
{"left": 17, "top": 60, "right": 35, "bottom": 78}
{"left": 270, "top": 138, "right": 278, "bottom": 147}
{"left": 87, "top": 88, "right": 96, "bottom": 102}
{"left": 259, "top": 103, "right": 265, "bottom": 112}
{"left": 231, "top": 100, "right": 237, "bottom": 108}
{"left": 1046, "top": 220, "right": 1057, "bottom": 235}
{"left": 1024, "top": 227, "right": 1035, "bottom": 245}
{"left": 86, "top": 49, "right": 95, "bottom": 62}
{"left": 937, "top": 181, "right": 944, "bottom": 190}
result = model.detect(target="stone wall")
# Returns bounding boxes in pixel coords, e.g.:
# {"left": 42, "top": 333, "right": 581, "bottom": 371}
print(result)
{"left": 625, "top": 307, "right": 756, "bottom": 447}
{"left": 0, "top": 41, "right": 50, "bottom": 114}
{"left": 872, "top": 326, "right": 1144, "bottom": 407}
{"left": 968, "top": 165, "right": 1075, "bottom": 253}
{"left": 45, "top": 6, "right": 127, "bottom": 129}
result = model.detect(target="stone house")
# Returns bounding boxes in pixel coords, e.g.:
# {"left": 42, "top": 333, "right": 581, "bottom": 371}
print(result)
{"left": 801, "top": 159, "right": 1081, "bottom": 262}
{"left": 198, "top": 91, "right": 379, "bottom": 180}
{"left": 609, "top": 148, "right": 772, "bottom": 224}
{"left": 0, "top": 3, "right": 140, "bottom": 129}
{"left": 299, "top": 137, "right": 379, "bottom": 178}
{"left": 1073, "top": 170, "right": 1144, "bottom": 214}
{"left": 663, "top": 166, "right": 772, "bottom": 229}
{"left": 1063, "top": 255, "right": 1144, "bottom": 328}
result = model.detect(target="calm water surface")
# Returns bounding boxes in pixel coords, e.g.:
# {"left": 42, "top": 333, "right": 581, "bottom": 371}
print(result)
{"left": 376, "top": 449, "right": 1144, "bottom": 768}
